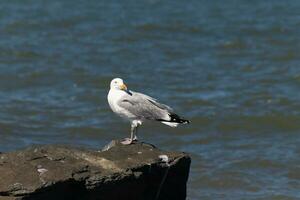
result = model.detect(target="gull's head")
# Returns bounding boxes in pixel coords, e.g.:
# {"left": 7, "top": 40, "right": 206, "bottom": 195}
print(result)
{"left": 110, "top": 78, "right": 128, "bottom": 91}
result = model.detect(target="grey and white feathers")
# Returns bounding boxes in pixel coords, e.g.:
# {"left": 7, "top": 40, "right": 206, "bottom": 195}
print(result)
{"left": 107, "top": 78, "right": 189, "bottom": 144}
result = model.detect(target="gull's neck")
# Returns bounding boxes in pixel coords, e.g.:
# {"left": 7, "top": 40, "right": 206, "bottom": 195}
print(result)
{"left": 110, "top": 88, "right": 132, "bottom": 96}
{"left": 109, "top": 88, "right": 126, "bottom": 96}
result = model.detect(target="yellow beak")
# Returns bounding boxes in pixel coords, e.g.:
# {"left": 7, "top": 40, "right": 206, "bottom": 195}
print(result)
{"left": 120, "top": 83, "right": 128, "bottom": 91}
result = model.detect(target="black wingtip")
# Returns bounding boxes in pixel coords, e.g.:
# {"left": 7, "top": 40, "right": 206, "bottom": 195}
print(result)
{"left": 156, "top": 113, "right": 190, "bottom": 124}
{"left": 168, "top": 113, "right": 190, "bottom": 124}
{"left": 182, "top": 119, "right": 191, "bottom": 124}
{"left": 179, "top": 119, "right": 190, "bottom": 124}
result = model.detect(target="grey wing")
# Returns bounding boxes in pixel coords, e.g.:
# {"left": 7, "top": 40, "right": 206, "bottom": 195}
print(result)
{"left": 117, "top": 91, "right": 172, "bottom": 121}
{"left": 143, "top": 95, "right": 173, "bottom": 112}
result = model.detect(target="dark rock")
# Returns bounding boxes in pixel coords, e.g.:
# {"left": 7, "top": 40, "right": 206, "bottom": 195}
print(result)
{"left": 0, "top": 141, "right": 191, "bottom": 200}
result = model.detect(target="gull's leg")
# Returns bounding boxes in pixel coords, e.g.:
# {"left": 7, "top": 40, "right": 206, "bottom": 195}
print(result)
{"left": 121, "top": 122, "right": 136, "bottom": 145}
{"left": 133, "top": 125, "right": 138, "bottom": 141}
{"left": 133, "top": 120, "right": 142, "bottom": 141}
{"left": 130, "top": 123, "right": 135, "bottom": 142}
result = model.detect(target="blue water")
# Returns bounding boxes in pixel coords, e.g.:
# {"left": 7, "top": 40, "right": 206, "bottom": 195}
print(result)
{"left": 1, "top": 1, "right": 300, "bottom": 199}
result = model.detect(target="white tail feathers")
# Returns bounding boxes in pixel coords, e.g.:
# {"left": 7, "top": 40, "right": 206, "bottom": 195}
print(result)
{"left": 161, "top": 121, "right": 179, "bottom": 127}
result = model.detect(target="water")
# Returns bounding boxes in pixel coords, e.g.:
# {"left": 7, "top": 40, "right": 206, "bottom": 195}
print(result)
{"left": 1, "top": 0, "right": 300, "bottom": 199}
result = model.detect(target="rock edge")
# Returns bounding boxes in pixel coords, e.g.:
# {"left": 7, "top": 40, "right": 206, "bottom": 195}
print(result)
{"left": 0, "top": 140, "right": 191, "bottom": 200}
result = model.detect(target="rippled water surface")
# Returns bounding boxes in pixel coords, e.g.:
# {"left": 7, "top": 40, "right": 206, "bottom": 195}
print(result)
{"left": 1, "top": 0, "right": 300, "bottom": 199}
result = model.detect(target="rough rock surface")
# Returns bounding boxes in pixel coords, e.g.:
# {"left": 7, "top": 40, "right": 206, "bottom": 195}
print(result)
{"left": 0, "top": 140, "right": 191, "bottom": 200}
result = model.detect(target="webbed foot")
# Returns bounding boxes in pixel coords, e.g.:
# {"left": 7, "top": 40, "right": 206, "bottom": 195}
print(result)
{"left": 121, "top": 138, "right": 133, "bottom": 145}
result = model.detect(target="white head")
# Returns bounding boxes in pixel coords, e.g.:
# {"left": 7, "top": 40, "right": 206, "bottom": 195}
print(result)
{"left": 110, "top": 78, "right": 128, "bottom": 91}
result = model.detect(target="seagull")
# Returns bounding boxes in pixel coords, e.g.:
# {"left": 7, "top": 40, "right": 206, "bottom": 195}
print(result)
{"left": 107, "top": 78, "right": 190, "bottom": 145}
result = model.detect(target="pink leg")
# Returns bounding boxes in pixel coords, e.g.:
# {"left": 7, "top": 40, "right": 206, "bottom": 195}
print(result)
{"left": 121, "top": 138, "right": 133, "bottom": 145}
{"left": 121, "top": 121, "right": 139, "bottom": 145}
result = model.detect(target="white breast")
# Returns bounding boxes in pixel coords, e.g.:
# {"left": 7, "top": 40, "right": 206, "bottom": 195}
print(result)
{"left": 107, "top": 89, "right": 136, "bottom": 121}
